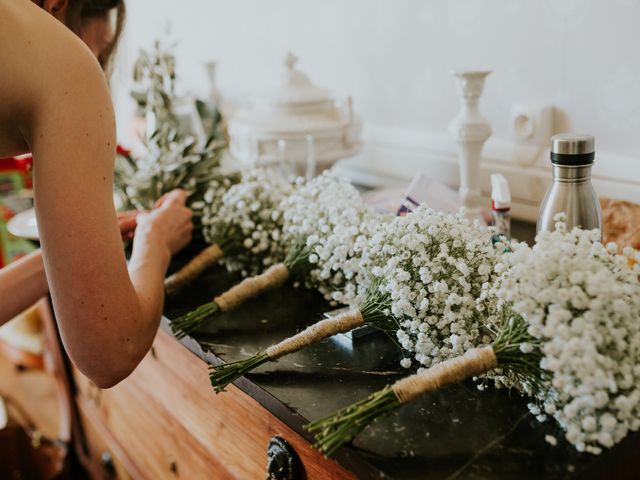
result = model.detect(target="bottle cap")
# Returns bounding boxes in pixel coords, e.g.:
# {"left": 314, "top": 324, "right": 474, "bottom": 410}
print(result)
{"left": 491, "top": 173, "right": 511, "bottom": 211}
{"left": 550, "top": 134, "right": 595, "bottom": 165}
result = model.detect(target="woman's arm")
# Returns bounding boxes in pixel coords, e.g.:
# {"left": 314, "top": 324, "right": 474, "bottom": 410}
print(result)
{"left": 0, "top": 211, "right": 143, "bottom": 327}
{"left": 0, "top": 250, "right": 49, "bottom": 322}
{"left": 2, "top": 1, "right": 192, "bottom": 387}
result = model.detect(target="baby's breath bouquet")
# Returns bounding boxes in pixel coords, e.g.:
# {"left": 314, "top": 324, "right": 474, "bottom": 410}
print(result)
{"left": 160, "top": 174, "right": 236, "bottom": 297}
{"left": 203, "top": 170, "right": 293, "bottom": 277}
{"left": 173, "top": 173, "right": 381, "bottom": 338}
{"left": 486, "top": 218, "right": 640, "bottom": 454}
{"left": 207, "top": 174, "right": 388, "bottom": 391}
{"left": 308, "top": 217, "right": 640, "bottom": 457}
{"left": 209, "top": 204, "right": 501, "bottom": 394}
{"left": 373, "top": 206, "right": 507, "bottom": 370}
{"left": 280, "top": 173, "right": 387, "bottom": 305}
{"left": 169, "top": 169, "right": 294, "bottom": 330}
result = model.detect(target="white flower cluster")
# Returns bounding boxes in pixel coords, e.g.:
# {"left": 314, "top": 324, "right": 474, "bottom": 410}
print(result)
{"left": 368, "top": 205, "right": 508, "bottom": 368}
{"left": 490, "top": 217, "right": 640, "bottom": 454}
{"left": 115, "top": 134, "right": 226, "bottom": 212}
{"left": 189, "top": 174, "right": 235, "bottom": 223}
{"left": 198, "top": 169, "right": 293, "bottom": 276}
{"left": 281, "top": 172, "right": 387, "bottom": 305}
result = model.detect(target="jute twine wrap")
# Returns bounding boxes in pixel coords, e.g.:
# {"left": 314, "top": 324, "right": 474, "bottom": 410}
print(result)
{"left": 265, "top": 309, "right": 365, "bottom": 360}
{"left": 165, "top": 244, "right": 224, "bottom": 295}
{"left": 391, "top": 346, "right": 497, "bottom": 405}
{"left": 214, "top": 263, "right": 290, "bottom": 312}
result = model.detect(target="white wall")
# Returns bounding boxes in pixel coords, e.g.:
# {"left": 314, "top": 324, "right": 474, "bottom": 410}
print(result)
{"left": 113, "top": 0, "right": 640, "bottom": 219}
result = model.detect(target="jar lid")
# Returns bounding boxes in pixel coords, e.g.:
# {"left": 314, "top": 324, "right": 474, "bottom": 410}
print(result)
{"left": 257, "top": 52, "right": 331, "bottom": 110}
{"left": 550, "top": 133, "right": 595, "bottom": 165}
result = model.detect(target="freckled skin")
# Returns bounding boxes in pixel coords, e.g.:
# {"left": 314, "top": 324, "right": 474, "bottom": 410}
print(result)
{"left": 0, "top": 0, "right": 194, "bottom": 388}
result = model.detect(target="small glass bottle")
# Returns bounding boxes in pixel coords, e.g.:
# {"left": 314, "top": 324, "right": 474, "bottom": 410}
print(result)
{"left": 491, "top": 173, "right": 511, "bottom": 239}
{"left": 537, "top": 134, "right": 602, "bottom": 237}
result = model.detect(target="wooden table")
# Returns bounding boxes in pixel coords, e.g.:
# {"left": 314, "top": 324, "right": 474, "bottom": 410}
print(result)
{"left": 42, "top": 235, "right": 640, "bottom": 479}
{"left": 71, "top": 327, "right": 353, "bottom": 479}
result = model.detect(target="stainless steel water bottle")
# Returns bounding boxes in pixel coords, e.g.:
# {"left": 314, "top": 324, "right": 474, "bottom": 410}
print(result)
{"left": 536, "top": 134, "right": 602, "bottom": 237}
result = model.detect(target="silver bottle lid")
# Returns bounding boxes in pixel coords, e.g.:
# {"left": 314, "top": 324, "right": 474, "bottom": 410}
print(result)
{"left": 550, "top": 134, "right": 595, "bottom": 165}
{"left": 551, "top": 134, "right": 595, "bottom": 154}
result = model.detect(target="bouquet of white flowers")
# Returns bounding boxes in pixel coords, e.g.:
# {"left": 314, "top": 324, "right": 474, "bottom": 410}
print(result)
{"left": 209, "top": 204, "right": 501, "bottom": 394}
{"left": 280, "top": 173, "right": 386, "bottom": 306}
{"left": 207, "top": 174, "right": 388, "bottom": 391}
{"left": 172, "top": 173, "right": 381, "bottom": 339}
{"left": 169, "top": 169, "right": 294, "bottom": 334}
{"left": 160, "top": 173, "right": 235, "bottom": 296}
{"left": 308, "top": 217, "right": 640, "bottom": 457}
{"left": 487, "top": 218, "right": 640, "bottom": 454}
{"left": 371, "top": 206, "right": 507, "bottom": 369}
{"left": 202, "top": 170, "right": 293, "bottom": 277}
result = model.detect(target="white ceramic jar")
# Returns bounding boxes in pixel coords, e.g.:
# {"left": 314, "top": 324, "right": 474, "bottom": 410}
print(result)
{"left": 228, "top": 53, "right": 362, "bottom": 171}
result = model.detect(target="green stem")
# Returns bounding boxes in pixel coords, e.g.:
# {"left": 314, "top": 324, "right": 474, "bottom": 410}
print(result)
{"left": 306, "top": 386, "right": 400, "bottom": 457}
{"left": 171, "top": 241, "right": 305, "bottom": 341}
{"left": 306, "top": 310, "right": 546, "bottom": 457}
{"left": 492, "top": 311, "right": 545, "bottom": 393}
{"left": 283, "top": 237, "right": 313, "bottom": 278}
{"left": 209, "top": 352, "right": 270, "bottom": 393}
{"left": 171, "top": 302, "right": 220, "bottom": 339}
{"left": 359, "top": 278, "right": 393, "bottom": 331}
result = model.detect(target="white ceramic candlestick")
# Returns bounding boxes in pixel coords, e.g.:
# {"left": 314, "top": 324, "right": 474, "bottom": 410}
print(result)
{"left": 448, "top": 70, "right": 492, "bottom": 220}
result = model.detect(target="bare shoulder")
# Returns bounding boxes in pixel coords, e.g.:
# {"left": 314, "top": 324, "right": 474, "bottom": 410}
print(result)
{"left": 0, "top": 0, "right": 109, "bottom": 144}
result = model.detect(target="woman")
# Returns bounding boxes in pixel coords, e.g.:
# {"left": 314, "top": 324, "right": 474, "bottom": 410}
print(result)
{"left": 0, "top": 0, "right": 193, "bottom": 387}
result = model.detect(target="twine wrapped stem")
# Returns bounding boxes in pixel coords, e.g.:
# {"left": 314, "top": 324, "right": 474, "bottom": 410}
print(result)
{"left": 210, "top": 309, "right": 365, "bottom": 393}
{"left": 307, "top": 346, "right": 498, "bottom": 456}
{"left": 165, "top": 244, "right": 224, "bottom": 295}
{"left": 391, "top": 346, "right": 497, "bottom": 404}
{"left": 266, "top": 310, "right": 365, "bottom": 359}
{"left": 214, "top": 263, "right": 290, "bottom": 311}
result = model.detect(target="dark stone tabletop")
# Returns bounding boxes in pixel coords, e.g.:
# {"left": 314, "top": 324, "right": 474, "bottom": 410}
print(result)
{"left": 162, "top": 219, "right": 639, "bottom": 480}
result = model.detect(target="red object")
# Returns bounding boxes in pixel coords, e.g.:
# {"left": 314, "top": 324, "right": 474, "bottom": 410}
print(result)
{"left": 1, "top": 146, "right": 128, "bottom": 186}
{"left": 491, "top": 199, "right": 511, "bottom": 212}
{"left": 0, "top": 155, "right": 33, "bottom": 189}
{"left": 0, "top": 155, "right": 33, "bottom": 172}
{"left": 116, "top": 145, "right": 132, "bottom": 157}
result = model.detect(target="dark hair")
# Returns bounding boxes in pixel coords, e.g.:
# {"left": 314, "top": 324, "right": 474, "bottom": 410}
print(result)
{"left": 65, "top": 0, "right": 126, "bottom": 73}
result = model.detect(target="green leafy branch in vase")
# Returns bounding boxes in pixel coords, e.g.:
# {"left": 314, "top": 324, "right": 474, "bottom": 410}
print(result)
{"left": 114, "top": 40, "right": 233, "bottom": 214}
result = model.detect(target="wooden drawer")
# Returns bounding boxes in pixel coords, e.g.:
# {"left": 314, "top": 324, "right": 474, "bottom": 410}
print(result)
{"left": 74, "top": 330, "right": 355, "bottom": 480}
{"left": 76, "top": 401, "right": 133, "bottom": 480}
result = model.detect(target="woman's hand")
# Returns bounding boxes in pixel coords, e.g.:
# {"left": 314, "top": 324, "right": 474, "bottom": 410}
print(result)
{"left": 135, "top": 189, "right": 194, "bottom": 256}
{"left": 117, "top": 210, "right": 139, "bottom": 241}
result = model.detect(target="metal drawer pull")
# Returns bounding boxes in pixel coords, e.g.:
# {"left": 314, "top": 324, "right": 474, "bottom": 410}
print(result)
{"left": 266, "top": 436, "right": 301, "bottom": 480}
{"left": 101, "top": 451, "right": 116, "bottom": 478}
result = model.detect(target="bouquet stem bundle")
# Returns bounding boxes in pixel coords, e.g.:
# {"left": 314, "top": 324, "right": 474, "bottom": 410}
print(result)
{"left": 170, "top": 240, "right": 311, "bottom": 338}
{"left": 307, "top": 315, "right": 542, "bottom": 456}
{"left": 164, "top": 244, "right": 224, "bottom": 295}
{"left": 209, "top": 282, "right": 391, "bottom": 392}
{"left": 210, "top": 309, "right": 366, "bottom": 392}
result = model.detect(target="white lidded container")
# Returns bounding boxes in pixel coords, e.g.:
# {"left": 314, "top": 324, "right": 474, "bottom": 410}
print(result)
{"left": 228, "top": 53, "right": 362, "bottom": 171}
